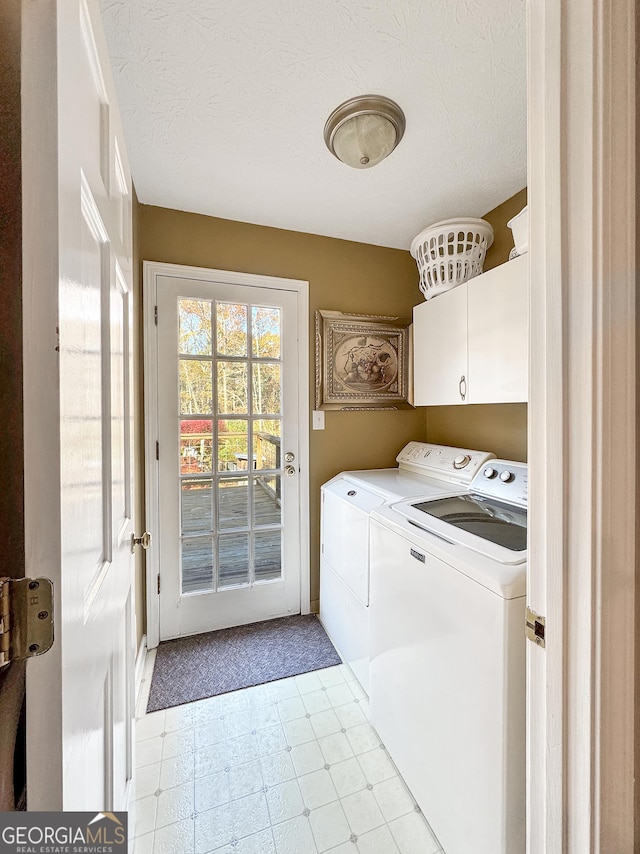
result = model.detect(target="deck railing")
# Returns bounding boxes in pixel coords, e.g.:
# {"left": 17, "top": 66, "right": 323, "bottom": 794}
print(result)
{"left": 255, "top": 433, "right": 281, "bottom": 502}
{"left": 180, "top": 429, "right": 281, "bottom": 481}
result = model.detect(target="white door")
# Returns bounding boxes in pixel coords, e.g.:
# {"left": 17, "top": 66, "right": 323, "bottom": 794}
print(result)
{"left": 22, "top": 0, "right": 136, "bottom": 812}
{"left": 156, "top": 275, "right": 302, "bottom": 639}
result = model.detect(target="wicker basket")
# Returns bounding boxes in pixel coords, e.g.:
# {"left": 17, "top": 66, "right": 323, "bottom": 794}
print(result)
{"left": 410, "top": 218, "right": 494, "bottom": 300}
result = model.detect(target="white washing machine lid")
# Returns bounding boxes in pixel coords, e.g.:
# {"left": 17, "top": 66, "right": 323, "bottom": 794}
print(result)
{"left": 371, "top": 503, "right": 526, "bottom": 599}
{"left": 328, "top": 468, "right": 467, "bottom": 503}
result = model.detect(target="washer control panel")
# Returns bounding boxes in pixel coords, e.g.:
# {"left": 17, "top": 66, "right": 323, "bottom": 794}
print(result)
{"left": 396, "top": 442, "right": 495, "bottom": 484}
{"left": 471, "top": 460, "right": 528, "bottom": 507}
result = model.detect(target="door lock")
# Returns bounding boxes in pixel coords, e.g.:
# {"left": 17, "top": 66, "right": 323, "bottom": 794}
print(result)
{"left": 284, "top": 465, "right": 296, "bottom": 477}
{"left": 284, "top": 451, "right": 295, "bottom": 463}
{"left": 131, "top": 531, "right": 152, "bottom": 553}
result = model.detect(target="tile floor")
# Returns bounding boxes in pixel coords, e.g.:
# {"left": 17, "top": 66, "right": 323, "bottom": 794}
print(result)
{"left": 134, "top": 650, "right": 444, "bottom": 854}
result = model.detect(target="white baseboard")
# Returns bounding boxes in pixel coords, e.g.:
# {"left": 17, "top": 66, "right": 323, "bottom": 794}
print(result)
{"left": 135, "top": 634, "right": 147, "bottom": 705}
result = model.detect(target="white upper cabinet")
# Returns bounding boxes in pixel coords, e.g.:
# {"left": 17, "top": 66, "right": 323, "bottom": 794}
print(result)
{"left": 467, "top": 254, "right": 528, "bottom": 403}
{"left": 412, "top": 254, "right": 529, "bottom": 406}
{"left": 413, "top": 282, "right": 468, "bottom": 405}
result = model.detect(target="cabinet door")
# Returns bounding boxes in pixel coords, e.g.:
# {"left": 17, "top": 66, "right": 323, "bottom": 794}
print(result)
{"left": 467, "top": 254, "right": 528, "bottom": 403}
{"left": 413, "top": 284, "right": 468, "bottom": 405}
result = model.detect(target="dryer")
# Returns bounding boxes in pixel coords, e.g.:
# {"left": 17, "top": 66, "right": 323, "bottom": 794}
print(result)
{"left": 319, "top": 442, "right": 495, "bottom": 693}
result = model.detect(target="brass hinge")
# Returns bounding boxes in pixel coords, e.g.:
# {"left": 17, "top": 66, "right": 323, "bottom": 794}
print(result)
{"left": 154, "top": 305, "right": 158, "bottom": 326}
{"left": 525, "top": 607, "right": 546, "bottom": 648}
{"left": 0, "top": 577, "right": 54, "bottom": 667}
{"left": 157, "top": 574, "right": 161, "bottom": 595}
{"left": 156, "top": 441, "right": 159, "bottom": 461}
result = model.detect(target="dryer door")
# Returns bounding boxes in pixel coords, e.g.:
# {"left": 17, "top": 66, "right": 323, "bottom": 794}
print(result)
{"left": 321, "top": 479, "right": 384, "bottom": 605}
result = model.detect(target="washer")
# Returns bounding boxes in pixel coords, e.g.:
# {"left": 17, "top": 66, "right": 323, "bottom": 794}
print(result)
{"left": 369, "top": 460, "right": 527, "bottom": 854}
{"left": 319, "top": 442, "right": 495, "bottom": 694}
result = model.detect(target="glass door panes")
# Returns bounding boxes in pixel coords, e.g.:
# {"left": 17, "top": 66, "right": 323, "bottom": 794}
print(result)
{"left": 178, "top": 297, "right": 283, "bottom": 594}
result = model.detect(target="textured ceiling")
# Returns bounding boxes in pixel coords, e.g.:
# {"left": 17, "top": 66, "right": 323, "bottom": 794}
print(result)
{"left": 100, "top": 0, "right": 526, "bottom": 250}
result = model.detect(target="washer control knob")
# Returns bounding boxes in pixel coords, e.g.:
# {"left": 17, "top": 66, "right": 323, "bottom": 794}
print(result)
{"left": 499, "top": 470, "right": 514, "bottom": 483}
{"left": 453, "top": 454, "right": 471, "bottom": 469}
{"left": 483, "top": 467, "right": 497, "bottom": 479}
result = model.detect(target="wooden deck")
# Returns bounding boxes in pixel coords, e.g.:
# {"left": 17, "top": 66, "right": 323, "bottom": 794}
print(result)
{"left": 181, "top": 480, "right": 282, "bottom": 593}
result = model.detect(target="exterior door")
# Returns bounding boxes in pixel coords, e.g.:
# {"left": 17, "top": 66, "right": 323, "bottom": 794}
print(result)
{"left": 156, "top": 275, "right": 302, "bottom": 639}
{"left": 22, "top": 0, "right": 136, "bottom": 812}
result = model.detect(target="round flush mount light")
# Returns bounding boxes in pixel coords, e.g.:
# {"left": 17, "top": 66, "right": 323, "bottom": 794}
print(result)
{"left": 324, "top": 95, "right": 406, "bottom": 169}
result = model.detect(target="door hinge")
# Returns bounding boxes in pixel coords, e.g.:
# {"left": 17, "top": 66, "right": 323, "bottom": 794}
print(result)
{"left": 525, "top": 607, "right": 546, "bottom": 648}
{"left": 157, "top": 574, "right": 161, "bottom": 595}
{"left": 154, "top": 305, "right": 158, "bottom": 326}
{"left": 156, "top": 440, "right": 159, "bottom": 460}
{"left": 0, "top": 577, "right": 54, "bottom": 667}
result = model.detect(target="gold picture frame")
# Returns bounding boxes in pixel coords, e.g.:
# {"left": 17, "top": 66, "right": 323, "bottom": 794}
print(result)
{"left": 315, "top": 310, "right": 413, "bottom": 410}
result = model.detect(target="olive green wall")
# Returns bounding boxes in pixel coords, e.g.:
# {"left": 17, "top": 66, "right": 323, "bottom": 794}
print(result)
{"left": 425, "top": 188, "right": 529, "bottom": 462}
{"left": 0, "top": 0, "right": 25, "bottom": 581}
{"left": 635, "top": 8, "right": 640, "bottom": 841}
{"left": 137, "top": 205, "right": 427, "bottom": 610}
{"left": 0, "top": 0, "right": 26, "bottom": 811}
{"left": 426, "top": 403, "right": 527, "bottom": 461}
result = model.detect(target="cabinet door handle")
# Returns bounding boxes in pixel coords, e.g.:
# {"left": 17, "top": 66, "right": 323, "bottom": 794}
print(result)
{"left": 459, "top": 374, "right": 467, "bottom": 401}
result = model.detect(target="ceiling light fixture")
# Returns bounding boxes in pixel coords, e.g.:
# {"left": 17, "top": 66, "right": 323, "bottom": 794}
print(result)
{"left": 324, "top": 95, "right": 406, "bottom": 169}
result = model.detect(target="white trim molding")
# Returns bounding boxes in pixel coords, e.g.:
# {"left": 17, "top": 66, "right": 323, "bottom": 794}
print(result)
{"left": 527, "top": 0, "right": 636, "bottom": 851}
{"left": 134, "top": 634, "right": 147, "bottom": 706}
{"left": 143, "top": 261, "right": 311, "bottom": 648}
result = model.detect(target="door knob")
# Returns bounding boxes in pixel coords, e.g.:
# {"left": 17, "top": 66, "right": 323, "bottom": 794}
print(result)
{"left": 131, "top": 531, "right": 152, "bottom": 553}
{"left": 284, "top": 465, "right": 296, "bottom": 477}
{"left": 284, "top": 451, "right": 295, "bottom": 463}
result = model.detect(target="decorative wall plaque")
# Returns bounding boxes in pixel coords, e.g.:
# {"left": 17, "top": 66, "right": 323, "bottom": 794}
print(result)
{"left": 315, "top": 310, "right": 412, "bottom": 410}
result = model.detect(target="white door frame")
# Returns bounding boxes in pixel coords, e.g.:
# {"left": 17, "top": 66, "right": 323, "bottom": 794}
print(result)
{"left": 143, "top": 261, "right": 310, "bottom": 649}
{"left": 527, "top": 0, "right": 636, "bottom": 850}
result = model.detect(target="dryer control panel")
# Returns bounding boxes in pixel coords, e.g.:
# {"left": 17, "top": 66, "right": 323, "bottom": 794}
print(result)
{"left": 396, "top": 442, "right": 495, "bottom": 485}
